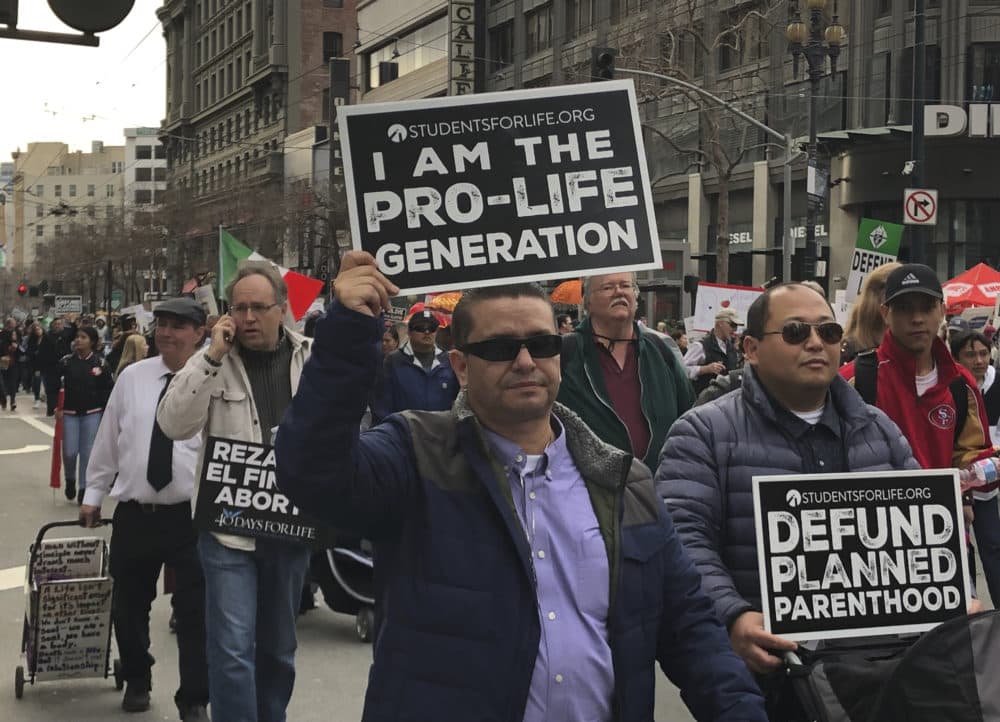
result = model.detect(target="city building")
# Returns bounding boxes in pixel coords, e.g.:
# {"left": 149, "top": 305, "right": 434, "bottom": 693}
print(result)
{"left": 157, "top": 0, "right": 359, "bottom": 288}
{"left": 9, "top": 141, "right": 125, "bottom": 273}
{"left": 124, "top": 127, "right": 169, "bottom": 227}
{"left": 0, "top": 162, "right": 13, "bottom": 268}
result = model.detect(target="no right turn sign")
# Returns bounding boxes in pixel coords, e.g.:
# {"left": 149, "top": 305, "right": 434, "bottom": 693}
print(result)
{"left": 904, "top": 188, "right": 938, "bottom": 225}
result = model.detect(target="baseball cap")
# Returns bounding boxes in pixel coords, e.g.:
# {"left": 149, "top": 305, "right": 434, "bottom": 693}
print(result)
{"left": 883, "top": 263, "right": 943, "bottom": 305}
{"left": 947, "top": 317, "right": 971, "bottom": 334}
{"left": 715, "top": 308, "right": 743, "bottom": 326}
{"left": 153, "top": 297, "right": 207, "bottom": 326}
{"left": 408, "top": 310, "right": 439, "bottom": 331}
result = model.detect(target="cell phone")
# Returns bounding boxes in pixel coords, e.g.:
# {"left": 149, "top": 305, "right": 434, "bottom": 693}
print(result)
{"left": 223, "top": 331, "right": 233, "bottom": 343}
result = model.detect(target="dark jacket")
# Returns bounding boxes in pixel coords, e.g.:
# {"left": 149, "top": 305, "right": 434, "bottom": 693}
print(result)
{"left": 35, "top": 329, "right": 70, "bottom": 373}
{"left": 655, "top": 364, "right": 919, "bottom": 627}
{"left": 692, "top": 331, "right": 740, "bottom": 395}
{"left": 60, "top": 353, "right": 113, "bottom": 415}
{"left": 373, "top": 344, "right": 459, "bottom": 420}
{"left": 276, "top": 302, "right": 767, "bottom": 722}
{"left": 557, "top": 317, "right": 696, "bottom": 470}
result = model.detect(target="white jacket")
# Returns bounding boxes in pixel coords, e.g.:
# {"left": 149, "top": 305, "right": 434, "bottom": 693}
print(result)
{"left": 156, "top": 328, "right": 312, "bottom": 550}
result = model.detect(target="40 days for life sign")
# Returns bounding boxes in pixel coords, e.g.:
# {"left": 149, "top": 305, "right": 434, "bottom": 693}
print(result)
{"left": 338, "top": 80, "right": 661, "bottom": 294}
{"left": 194, "top": 437, "right": 332, "bottom": 546}
{"left": 753, "top": 470, "right": 970, "bottom": 641}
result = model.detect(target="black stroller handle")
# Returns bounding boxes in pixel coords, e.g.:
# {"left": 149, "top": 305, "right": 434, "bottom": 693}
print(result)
{"left": 28, "top": 519, "right": 113, "bottom": 586}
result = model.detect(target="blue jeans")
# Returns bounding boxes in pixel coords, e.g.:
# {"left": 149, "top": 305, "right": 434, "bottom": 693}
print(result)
{"left": 198, "top": 531, "right": 310, "bottom": 722}
{"left": 974, "top": 496, "right": 1000, "bottom": 605}
{"left": 62, "top": 412, "right": 102, "bottom": 489}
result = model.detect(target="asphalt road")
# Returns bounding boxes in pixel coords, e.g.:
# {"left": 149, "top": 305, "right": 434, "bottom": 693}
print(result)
{"left": 0, "top": 406, "right": 695, "bottom": 721}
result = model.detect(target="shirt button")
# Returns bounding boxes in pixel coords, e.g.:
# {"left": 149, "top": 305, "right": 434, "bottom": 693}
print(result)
{"left": 547, "top": 611, "right": 556, "bottom": 620}
{"left": 537, "top": 550, "right": 545, "bottom": 559}
{"left": 529, "top": 492, "right": 536, "bottom": 500}
{"left": 554, "top": 674, "right": 564, "bottom": 683}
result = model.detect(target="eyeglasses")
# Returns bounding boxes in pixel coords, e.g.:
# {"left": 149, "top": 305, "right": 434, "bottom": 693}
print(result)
{"left": 762, "top": 321, "right": 844, "bottom": 345}
{"left": 596, "top": 281, "right": 636, "bottom": 295}
{"left": 459, "top": 334, "right": 562, "bottom": 362}
{"left": 409, "top": 326, "right": 436, "bottom": 334}
{"left": 230, "top": 303, "right": 279, "bottom": 317}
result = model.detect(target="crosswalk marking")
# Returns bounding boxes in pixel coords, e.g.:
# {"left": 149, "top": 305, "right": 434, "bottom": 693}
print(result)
{"left": 0, "top": 565, "right": 25, "bottom": 592}
{"left": 18, "top": 416, "right": 55, "bottom": 438}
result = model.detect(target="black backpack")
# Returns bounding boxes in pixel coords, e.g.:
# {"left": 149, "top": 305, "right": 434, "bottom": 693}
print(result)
{"left": 853, "top": 350, "right": 968, "bottom": 443}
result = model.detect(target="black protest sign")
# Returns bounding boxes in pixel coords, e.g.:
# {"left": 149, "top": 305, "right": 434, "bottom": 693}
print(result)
{"left": 753, "top": 470, "right": 970, "bottom": 641}
{"left": 338, "top": 80, "right": 661, "bottom": 294}
{"left": 193, "top": 437, "right": 333, "bottom": 547}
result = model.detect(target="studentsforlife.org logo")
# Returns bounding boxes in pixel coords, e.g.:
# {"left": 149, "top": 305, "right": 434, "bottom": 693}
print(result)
{"left": 782, "top": 486, "right": 933, "bottom": 508}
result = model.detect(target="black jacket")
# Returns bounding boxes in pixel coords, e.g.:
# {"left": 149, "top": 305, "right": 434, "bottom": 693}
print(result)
{"left": 60, "top": 353, "right": 113, "bottom": 414}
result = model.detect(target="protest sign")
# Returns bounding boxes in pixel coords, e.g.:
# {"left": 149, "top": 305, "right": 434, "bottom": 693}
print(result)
{"left": 53, "top": 296, "right": 83, "bottom": 315}
{"left": 193, "top": 437, "right": 333, "bottom": 546}
{"left": 385, "top": 305, "right": 407, "bottom": 323}
{"left": 753, "top": 470, "right": 969, "bottom": 641}
{"left": 28, "top": 578, "right": 113, "bottom": 680}
{"left": 846, "top": 219, "right": 903, "bottom": 303}
{"left": 691, "top": 282, "right": 763, "bottom": 332}
{"left": 337, "top": 80, "right": 661, "bottom": 294}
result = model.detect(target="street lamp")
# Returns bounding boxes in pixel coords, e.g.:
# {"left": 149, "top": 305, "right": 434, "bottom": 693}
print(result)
{"left": 787, "top": 0, "right": 844, "bottom": 282}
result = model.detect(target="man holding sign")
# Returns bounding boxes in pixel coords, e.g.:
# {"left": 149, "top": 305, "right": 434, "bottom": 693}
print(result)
{"left": 157, "top": 266, "right": 312, "bottom": 722}
{"left": 655, "top": 283, "right": 918, "bottom": 713}
{"left": 275, "top": 252, "right": 766, "bottom": 722}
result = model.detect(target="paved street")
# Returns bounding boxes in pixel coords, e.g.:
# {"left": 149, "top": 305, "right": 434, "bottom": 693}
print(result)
{"left": 0, "top": 406, "right": 694, "bottom": 721}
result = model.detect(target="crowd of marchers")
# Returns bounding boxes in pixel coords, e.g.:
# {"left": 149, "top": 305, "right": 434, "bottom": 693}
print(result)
{"left": 9, "top": 254, "right": 1000, "bottom": 722}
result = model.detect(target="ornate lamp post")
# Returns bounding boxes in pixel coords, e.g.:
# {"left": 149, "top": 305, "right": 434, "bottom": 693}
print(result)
{"left": 787, "top": 1, "right": 845, "bottom": 281}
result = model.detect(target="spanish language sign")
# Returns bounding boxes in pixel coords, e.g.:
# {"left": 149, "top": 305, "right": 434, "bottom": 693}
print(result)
{"left": 753, "top": 470, "right": 969, "bottom": 641}
{"left": 337, "top": 80, "right": 661, "bottom": 294}
{"left": 193, "top": 437, "right": 333, "bottom": 546}
{"left": 846, "top": 218, "right": 903, "bottom": 303}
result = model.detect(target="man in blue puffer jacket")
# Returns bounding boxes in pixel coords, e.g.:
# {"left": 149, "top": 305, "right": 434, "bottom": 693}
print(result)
{"left": 277, "top": 251, "right": 766, "bottom": 722}
{"left": 656, "top": 283, "right": 919, "bottom": 716}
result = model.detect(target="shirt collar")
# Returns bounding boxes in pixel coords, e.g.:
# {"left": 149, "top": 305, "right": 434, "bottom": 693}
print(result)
{"left": 481, "top": 416, "right": 567, "bottom": 476}
{"left": 759, "top": 380, "right": 841, "bottom": 439}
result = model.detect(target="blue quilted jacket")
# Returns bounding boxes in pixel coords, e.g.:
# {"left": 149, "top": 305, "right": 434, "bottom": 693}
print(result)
{"left": 276, "top": 302, "right": 767, "bottom": 722}
{"left": 654, "top": 364, "right": 920, "bottom": 627}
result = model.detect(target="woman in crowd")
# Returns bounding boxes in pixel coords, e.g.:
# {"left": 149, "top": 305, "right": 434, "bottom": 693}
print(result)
{"left": 0, "top": 323, "right": 22, "bottom": 411}
{"left": 952, "top": 331, "right": 1000, "bottom": 444}
{"left": 59, "top": 326, "right": 113, "bottom": 505}
{"left": 841, "top": 261, "right": 901, "bottom": 364}
{"left": 25, "top": 322, "right": 45, "bottom": 409}
{"left": 115, "top": 333, "right": 148, "bottom": 378}
{"left": 382, "top": 324, "right": 400, "bottom": 355}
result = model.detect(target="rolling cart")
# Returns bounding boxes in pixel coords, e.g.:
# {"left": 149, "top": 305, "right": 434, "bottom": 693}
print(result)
{"left": 14, "top": 520, "right": 122, "bottom": 699}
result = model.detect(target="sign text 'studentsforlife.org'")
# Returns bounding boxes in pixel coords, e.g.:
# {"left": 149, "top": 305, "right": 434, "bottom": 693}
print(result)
{"left": 337, "top": 81, "right": 661, "bottom": 294}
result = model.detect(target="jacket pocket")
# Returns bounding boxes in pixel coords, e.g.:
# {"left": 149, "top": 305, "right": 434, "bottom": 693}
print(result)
{"left": 620, "top": 523, "right": 669, "bottom": 618}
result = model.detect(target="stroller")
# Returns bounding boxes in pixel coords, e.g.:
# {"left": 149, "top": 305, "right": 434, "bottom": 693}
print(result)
{"left": 786, "top": 610, "right": 1000, "bottom": 721}
{"left": 309, "top": 535, "right": 376, "bottom": 642}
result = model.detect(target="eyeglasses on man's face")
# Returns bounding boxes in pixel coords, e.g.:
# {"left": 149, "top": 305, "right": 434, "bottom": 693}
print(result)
{"left": 596, "top": 281, "right": 636, "bottom": 295}
{"left": 459, "top": 334, "right": 562, "bottom": 362}
{"left": 230, "top": 303, "right": 279, "bottom": 317}
{"left": 761, "top": 321, "right": 844, "bottom": 346}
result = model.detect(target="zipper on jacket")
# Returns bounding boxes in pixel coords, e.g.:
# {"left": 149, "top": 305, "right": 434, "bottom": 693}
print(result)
{"left": 583, "top": 352, "right": 633, "bottom": 446}
{"left": 609, "top": 464, "right": 626, "bottom": 722}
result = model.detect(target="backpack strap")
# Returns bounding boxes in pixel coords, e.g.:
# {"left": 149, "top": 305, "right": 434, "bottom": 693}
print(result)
{"left": 949, "top": 378, "right": 970, "bottom": 444}
{"left": 853, "top": 350, "right": 879, "bottom": 406}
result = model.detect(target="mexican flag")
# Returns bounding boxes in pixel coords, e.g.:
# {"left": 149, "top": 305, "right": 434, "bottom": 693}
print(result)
{"left": 219, "top": 229, "right": 325, "bottom": 320}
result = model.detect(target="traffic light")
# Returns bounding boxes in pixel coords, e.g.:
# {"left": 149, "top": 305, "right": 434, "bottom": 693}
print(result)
{"left": 17, "top": 283, "right": 27, "bottom": 296}
{"left": 591, "top": 47, "right": 617, "bottom": 81}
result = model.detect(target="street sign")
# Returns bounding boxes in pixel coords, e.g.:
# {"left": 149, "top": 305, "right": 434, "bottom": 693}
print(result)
{"left": 110, "top": 289, "right": 124, "bottom": 310}
{"left": 903, "top": 188, "right": 938, "bottom": 225}
{"left": 53, "top": 295, "right": 83, "bottom": 315}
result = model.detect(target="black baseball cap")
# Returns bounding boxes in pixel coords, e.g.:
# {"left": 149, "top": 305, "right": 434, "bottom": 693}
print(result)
{"left": 883, "top": 264, "right": 943, "bottom": 305}
{"left": 408, "top": 310, "right": 439, "bottom": 331}
{"left": 153, "top": 297, "right": 207, "bottom": 326}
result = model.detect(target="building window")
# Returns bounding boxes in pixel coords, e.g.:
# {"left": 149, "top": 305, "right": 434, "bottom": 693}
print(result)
{"left": 898, "top": 44, "right": 941, "bottom": 123}
{"left": 36, "top": 204, "right": 43, "bottom": 218}
{"left": 54, "top": 225, "right": 62, "bottom": 237}
{"left": 227, "top": 63, "right": 234, "bottom": 94}
{"left": 36, "top": 225, "right": 43, "bottom": 236}
{"left": 136, "top": 145, "right": 153, "bottom": 160}
{"left": 35, "top": 185, "right": 43, "bottom": 196}
{"left": 227, "top": 17, "right": 233, "bottom": 45}
{"left": 236, "top": 9, "right": 242, "bottom": 35}
{"left": 69, "top": 184, "right": 77, "bottom": 197}
{"left": 525, "top": 4, "right": 552, "bottom": 56}
{"left": 136, "top": 167, "right": 153, "bottom": 181}
{"left": 54, "top": 184, "right": 62, "bottom": 197}
{"left": 106, "top": 184, "right": 115, "bottom": 198}
{"left": 154, "top": 167, "right": 167, "bottom": 181}
{"left": 565, "top": 0, "right": 593, "bottom": 40}
{"left": 87, "top": 184, "right": 95, "bottom": 197}
{"left": 489, "top": 22, "right": 513, "bottom": 71}
{"left": 112, "top": 161, "right": 124, "bottom": 173}
{"left": 968, "top": 43, "right": 1000, "bottom": 101}
{"left": 106, "top": 204, "right": 114, "bottom": 216}
{"left": 135, "top": 189, "right": 153, "bottom": 204}
{"left": 323, "top": 31, "right": 343, "bottom": 61}
{"left": 323, "top": 0, "right": 343, "bottom": 6}
{"left": 87, "top": 205, "right": 95, "bottom": 218}
{"left": 235, "top": 57, "right": 242, "bottom": 87}
{"left": 366, "top": 15, "right": 448, "bottom": 89}
{"left": 211, "top": 29, "right": 217, "bottom": 56}
{"left": 155, "top": 144, "right": 166, "bottom": 160}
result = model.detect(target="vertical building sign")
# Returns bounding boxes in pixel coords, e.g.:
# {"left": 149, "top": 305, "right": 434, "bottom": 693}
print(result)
{"left": 325, "top": 58, "right": 352, "bottom": 282}
{"left": 449, "top": 0, "right": 475, "bottom": 95}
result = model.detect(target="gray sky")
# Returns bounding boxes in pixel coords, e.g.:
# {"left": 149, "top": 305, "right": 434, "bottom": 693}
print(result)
{"left": 1, "top": 0, "right": 166, "bottom": 156}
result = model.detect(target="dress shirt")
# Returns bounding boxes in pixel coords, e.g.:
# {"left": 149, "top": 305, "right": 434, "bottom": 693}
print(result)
{"left": 483, "top": 419, "right": 614, "bottom": 722}
{"left": 682, "top": 336, "right": 728, "bottom": 380}
{"left": 84, "top": 356, "right": 202, "bottom": 507}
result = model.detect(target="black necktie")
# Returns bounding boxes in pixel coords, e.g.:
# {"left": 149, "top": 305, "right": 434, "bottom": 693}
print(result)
{"left": 147, "top": 373, "right": 175, "bottom": 491}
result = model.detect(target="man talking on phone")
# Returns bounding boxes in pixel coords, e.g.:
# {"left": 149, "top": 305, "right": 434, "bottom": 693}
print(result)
{"left": 156, "top": 265, "right": 313, "bottom": 722}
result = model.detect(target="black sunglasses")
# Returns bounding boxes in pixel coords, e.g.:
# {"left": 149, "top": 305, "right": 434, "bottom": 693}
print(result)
{"left": 459, "top": 334, "right": 562, "bottom": 362}
{"left": 410, "top": 325, "right": 437, "bottom": 334}
{"left": 762, "top": 321, "right": 844, "bottom": 345}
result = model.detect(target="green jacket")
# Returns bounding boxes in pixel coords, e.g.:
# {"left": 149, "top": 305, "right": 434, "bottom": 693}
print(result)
{"left": 557, "top": 318, "right": 695, "bottom": 470}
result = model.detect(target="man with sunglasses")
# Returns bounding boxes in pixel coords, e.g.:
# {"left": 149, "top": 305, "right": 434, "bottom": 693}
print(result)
{"left": 558, "top": 272, "right": 695, "bottom": 471}
{"left": 657, "top": 283, "right": 917, "bottom": 715}
{"left": 683, "top": 308, "right": 743, "bottom": 395}
{"left": 275, "top": 251, "right": 767, "bottom": 722}
{"left": 373, "top": 310, "right": 459, "bottom": 421}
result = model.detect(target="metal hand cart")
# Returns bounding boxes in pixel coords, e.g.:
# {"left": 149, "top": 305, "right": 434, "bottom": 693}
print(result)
{"left": 14, "top": 520, "right": 122, "bottom": 699}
